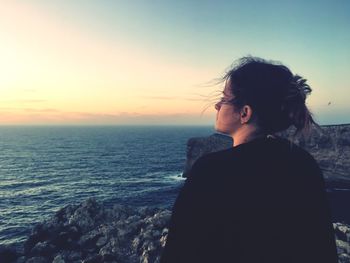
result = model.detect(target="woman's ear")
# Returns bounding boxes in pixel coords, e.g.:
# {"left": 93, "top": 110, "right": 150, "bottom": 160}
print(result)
{"left": 240, "top": 105, "right": 253, "bottom": 124}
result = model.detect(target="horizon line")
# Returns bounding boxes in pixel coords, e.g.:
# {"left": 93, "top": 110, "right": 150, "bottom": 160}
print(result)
{"left": 0, "top": 123, "right": 349, "bottom": 127}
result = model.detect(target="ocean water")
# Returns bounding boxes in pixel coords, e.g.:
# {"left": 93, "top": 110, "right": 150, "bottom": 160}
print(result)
{"left": 0, "top": 126, "right": 213, "bottom": 245}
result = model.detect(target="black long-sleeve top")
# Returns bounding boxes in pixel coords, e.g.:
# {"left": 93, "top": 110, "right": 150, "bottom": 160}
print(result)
{"left": 161, "top": 136, "right": 338, "bottom": 263}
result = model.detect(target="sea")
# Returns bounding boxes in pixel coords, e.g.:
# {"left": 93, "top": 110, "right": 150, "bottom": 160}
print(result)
{"left": 0, "top": 126, "right": 349, "bottom": 246}
{"left": 0, "top": 126, "right": 213, "bottom": 245}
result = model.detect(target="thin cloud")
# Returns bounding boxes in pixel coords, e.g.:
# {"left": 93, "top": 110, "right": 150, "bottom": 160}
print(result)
{"left": 0, "top": 99, "right": 46, "bottom": 103}
{"left": 0, "top": 107, "right": 16, "bottom": 111}
{"left": 139, "top": 95, "right": 206, "bottom": 102}
{"left": 22, "top": 89, "right": 37, "bottom": 93}
{"left": 19, "top": 99, "right": 46, "bottom": 103}
{"left": 24, "top": 108, "right": 60, "bottom": 113}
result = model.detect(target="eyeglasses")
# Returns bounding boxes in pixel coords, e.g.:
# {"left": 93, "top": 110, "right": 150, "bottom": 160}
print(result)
{"left": 218, "top": 95, "right": 235, "bottom": 105}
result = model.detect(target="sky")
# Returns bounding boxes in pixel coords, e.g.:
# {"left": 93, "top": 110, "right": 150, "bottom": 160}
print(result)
{"left": 0, "top": 0, "right": 349, "bottom": 125}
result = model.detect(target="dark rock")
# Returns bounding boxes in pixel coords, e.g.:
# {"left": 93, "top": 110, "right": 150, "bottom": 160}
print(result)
{"left": 30, "top": 241, "right": 55, "bottom": 257}
{"left": 52, "top": 231, "right": 77, "bottom": 249}
{"left": 24, "top": 230, "right": 50, "bottom": 254}
{"left": 0, "top": 244, "right": 18, "bottom": 263}
{"left": 146, "top": 210, "right": 171, "bottom": 228}
{"left": 98, "top": 237, "right": 119, "bottom": 259}
{"left": 339, "top": 253, "right": 350, "bottom": 263}
{"left": 15, "top": 256, "right": 26, "bottom": 263}
{"left": 25, "top": 257, "right": 49, "bottom": 263}
{"left": 334, "top": 223, "right": 350, "bottom": 242}
{"left": 106, "top": 204, "right": 131, "bottom": 221}
{"left": 67, "top": 198, "right": 105, "bottom": 233}
{"left": 138, "top": 207, "right": 157, "bottom": 218}
{"left": 82, "top": 254, "right": 103, "bottom": 263}
{"left": 52, "top": 254, "right": 65, "bottom": 263}
{"left": 67, "top": 251, "right": 82, "bottom": 261}
{"left": 101, "top": 253, "right": 115, "bottom": 261}
{"left": 95, "top": 236, "right": 108, "bottom": 247}
{"left": 183, "top": 133, "right": 232, "bottom": 177}
{"left": 78, "top": 230, "right": 103, "bottom": 249}
{"left": 54, "top": 250, "right": 82, "bottom": 261}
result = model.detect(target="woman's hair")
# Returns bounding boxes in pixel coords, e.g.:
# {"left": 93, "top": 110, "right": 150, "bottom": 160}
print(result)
{"left": 222, "top": 56, "right": 320, "bottom": 137}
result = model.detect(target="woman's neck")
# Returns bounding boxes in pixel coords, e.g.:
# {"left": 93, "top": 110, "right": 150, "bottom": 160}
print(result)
{"left": 232, "top": 126, "right": 267, "bottom": 147}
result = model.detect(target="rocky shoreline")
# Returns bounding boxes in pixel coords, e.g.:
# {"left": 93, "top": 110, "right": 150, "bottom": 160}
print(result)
{"left": 1, "top": 198, "right": 350, "bottom": 263}
{"left": 1, "top": 198, "right": 170, "bottom": 263}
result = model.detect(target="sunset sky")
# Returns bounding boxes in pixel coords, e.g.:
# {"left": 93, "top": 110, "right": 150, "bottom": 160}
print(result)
{"left": 0, "top": 0, "right": 349, "bottom": 125}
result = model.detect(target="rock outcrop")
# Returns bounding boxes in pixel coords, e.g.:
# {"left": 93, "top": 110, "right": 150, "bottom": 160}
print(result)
{"left": 2, "top": 198, "right": 350, "bottom": 263}
{"left": 183, "top": 124, "right": 350, "bottom": 185}
{"left": 5, "top": 198, "right": 170, "bottom": 263}
{"left": 183, "top": 133, "right": 232, "bottom": 178}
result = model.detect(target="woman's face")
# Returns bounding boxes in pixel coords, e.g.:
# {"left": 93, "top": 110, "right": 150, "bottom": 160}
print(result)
{"left": 214, "top": 81, "right": 242, "bottom": 136}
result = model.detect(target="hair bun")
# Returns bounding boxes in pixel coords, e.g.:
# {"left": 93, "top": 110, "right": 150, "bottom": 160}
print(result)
{"left": 284, "top": 74, "right": 311, "bottom": 102}
{"left": 280, "top": 74, "right": 314, "bottom": 134}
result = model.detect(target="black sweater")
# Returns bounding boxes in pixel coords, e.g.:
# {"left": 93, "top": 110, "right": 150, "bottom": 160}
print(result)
{"left": 161, "top": 136, "right": 338, "bottom": 263}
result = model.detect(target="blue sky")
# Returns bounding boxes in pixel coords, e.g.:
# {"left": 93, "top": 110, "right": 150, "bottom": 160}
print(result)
{"left": 1, "top": 0, "right": 349, "bottom": 125}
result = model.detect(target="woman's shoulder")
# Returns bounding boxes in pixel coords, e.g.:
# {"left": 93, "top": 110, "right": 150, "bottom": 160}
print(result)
{"left": 188, "top": 135, "right": 321, "bottom": 181}
{"left": 191, "top": 147, "right": 238, "bottom": 169}
{"left": 266, "top": 136, "right": 324, "bottom": 183}
{"left": 274, "top": 136, "right": 319, "bottom": 164}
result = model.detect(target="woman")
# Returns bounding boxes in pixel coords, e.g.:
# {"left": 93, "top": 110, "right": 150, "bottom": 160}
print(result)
{"left": 161, "top": 57, "right": 338, "bottom": 262}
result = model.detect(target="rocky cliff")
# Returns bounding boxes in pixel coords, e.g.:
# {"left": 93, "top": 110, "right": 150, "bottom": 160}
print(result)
{"left": 1, "top": 198, "right": 170, "bottom": 263}
{"left": 183, "top": 124, "right": 350, "bottom": 186}
{"left": 1, "top": 198, "right": 350, "bottom": 263}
